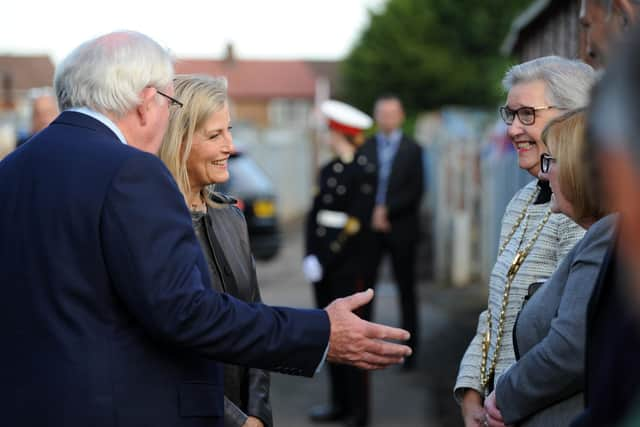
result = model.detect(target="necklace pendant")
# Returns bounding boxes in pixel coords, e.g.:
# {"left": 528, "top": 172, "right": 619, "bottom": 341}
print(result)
{"left": 513, "top": 251, "right": 525, "bottom": 267}
{"left": 507, "top": 251, "right": 525, "bottom": 276}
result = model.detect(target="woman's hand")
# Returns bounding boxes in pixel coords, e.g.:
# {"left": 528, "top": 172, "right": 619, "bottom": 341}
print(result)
{"left": 461, "top": 388, "right": 487, "bottom": 427}
{"left": 242, "top": 416, "right": 264, "bottom": 427}
{"left": 484, "top": 391, "right": 509, "bottom": 427}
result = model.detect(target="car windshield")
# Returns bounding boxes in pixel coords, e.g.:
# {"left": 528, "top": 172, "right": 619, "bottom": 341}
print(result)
{"left": 216, "top": 154, "right": 275, "bottom": 196}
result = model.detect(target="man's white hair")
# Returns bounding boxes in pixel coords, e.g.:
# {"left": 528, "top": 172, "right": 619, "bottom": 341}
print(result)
{"left": 54, "top": 30, "right": 174, "bottom": 117}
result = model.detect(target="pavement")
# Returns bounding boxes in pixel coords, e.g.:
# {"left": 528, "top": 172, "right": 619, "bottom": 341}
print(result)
{"left": 255, "top": 218, "right": 487, "bottom": 427}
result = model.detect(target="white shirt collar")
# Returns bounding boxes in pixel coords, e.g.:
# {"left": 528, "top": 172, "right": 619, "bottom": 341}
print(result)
{"left": 67, "top": 107, "right": 128, "bottom": 145}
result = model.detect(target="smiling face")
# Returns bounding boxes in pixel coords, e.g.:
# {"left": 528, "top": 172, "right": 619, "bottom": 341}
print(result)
{"left": 506, "top": 80, "right": 564, "bottom": 177}
{"left": 186, "top": 104, "right": 234, "bottom": 190}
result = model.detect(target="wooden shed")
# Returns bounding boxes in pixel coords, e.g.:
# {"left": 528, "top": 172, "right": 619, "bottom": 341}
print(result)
{"left": 501, "top": 0, "right": 585, "bottom": 62}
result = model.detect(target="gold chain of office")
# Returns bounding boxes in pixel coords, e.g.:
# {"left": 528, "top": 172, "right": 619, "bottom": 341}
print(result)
{"left": 479, "top": 188, "right": 552, "bottom": 393}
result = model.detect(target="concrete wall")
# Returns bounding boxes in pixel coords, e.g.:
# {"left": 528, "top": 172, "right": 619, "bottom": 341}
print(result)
{"left": 232, "top": 125, "right": 315, "bottom": 223}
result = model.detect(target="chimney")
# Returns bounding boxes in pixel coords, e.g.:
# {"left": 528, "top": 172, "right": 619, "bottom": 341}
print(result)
{"left": 224, "top": 42, "right": 235, "bottom": 64}
{"left": 1, "top": 72, "right": 13, "bottom": 109}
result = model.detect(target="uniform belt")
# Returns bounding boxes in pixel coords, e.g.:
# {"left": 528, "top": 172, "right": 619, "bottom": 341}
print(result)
{"left": 316, "top": 210, "right": 349, "bottom": 228}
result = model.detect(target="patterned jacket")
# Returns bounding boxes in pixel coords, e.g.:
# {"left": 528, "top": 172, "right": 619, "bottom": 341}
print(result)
{"left": 454, "top": 180, "right": 586, "bottom": 401}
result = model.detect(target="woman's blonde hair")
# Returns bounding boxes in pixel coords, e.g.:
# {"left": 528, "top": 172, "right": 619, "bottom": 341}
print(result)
{"left": 542, "top": 108, "right": 607, "bottom": 221}
{"left": 159, "top": 74, "right": 228, "bottom": 207}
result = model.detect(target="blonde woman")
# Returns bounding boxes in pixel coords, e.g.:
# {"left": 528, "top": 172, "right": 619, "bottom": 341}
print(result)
{"left": 159, "top": 75, "right": 271, "bottom": 427}
{"left": 455, "top": 57, "right": 596, "bottom": 427}
{"left": 484, "top": 109, "right": 615, "bottom": 426}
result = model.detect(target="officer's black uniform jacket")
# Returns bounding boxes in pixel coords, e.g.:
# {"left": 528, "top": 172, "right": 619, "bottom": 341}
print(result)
{"left": 305, "top": 150, "right": 376, "bottom": 278}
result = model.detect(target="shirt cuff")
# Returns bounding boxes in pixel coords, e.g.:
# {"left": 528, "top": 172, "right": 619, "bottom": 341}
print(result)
{"left": 314, "top": 342, "right": 330, "bottom": 375}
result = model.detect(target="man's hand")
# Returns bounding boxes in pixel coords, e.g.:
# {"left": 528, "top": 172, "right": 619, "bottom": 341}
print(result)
{"left": 484, "top": 391, "right": 507, "bottom": 427}
{"left": 242, "top": 416, "right": 264, "bottom": 427}
{"left": 461, "top": 388, "right": 486, "bottom": 427}
{"left": 324, "top": 289, "right": 411, "bottom": 370}
{"left": 371, "top": 205, "right": 391, "bottom": 233}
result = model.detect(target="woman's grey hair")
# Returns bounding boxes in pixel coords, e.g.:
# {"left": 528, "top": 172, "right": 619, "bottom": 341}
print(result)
{"left": 53, "top": 30, "right": 174, "bottom": 117}
{"left": 502, "top": 56, "right": 597, "bottom": 109}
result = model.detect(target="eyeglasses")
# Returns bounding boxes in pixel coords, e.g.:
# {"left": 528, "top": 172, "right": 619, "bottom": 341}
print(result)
{"left": 156, "top": 89, "right": 183, "bottom": 108}
{"left": 540, "top": 153, "right": 556, "bottom": 173}
{"left": 499, "top": 105, "right": 560, "bottom": 125}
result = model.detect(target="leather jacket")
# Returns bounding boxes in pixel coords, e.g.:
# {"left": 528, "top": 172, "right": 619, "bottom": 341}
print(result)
{"left": 191, "top": 193, "right": 272, "bottom": 427}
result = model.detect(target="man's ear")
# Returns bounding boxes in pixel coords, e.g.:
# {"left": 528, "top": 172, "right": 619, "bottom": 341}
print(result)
{"left": 136, "top": 87, "right": 157, "bottom": 126}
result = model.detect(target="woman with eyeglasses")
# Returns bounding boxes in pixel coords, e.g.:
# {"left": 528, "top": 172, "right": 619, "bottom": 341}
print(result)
{"left": 159, "top": 75, "right": 272, "bottom": 427}
{"left": 454, "top": 56, "right": 596, "bottom": 427}
{"left": 482, "top": 109, "right": 615, "bottom": 426}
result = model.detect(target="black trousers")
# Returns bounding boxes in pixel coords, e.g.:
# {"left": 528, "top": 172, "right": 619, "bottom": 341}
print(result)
{"left": 313, "top": 270, "right": 370, "bottom": 424}
{"left": 364, "top": 231, "right": 419, "bottom": 353}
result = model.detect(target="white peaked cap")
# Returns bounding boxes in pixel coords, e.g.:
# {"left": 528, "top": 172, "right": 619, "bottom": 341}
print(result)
{"left": 321, "top": 100, "right": 373, "bottom": 135}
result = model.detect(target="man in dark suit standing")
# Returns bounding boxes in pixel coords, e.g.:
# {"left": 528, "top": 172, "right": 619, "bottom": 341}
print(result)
{"left": 0, "top": 31, "right": 411, "bottom": 427}
{"left": 360, "top": 94, "right": 424, "bottom": 370}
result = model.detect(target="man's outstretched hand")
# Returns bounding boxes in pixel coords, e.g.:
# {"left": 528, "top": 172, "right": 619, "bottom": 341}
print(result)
{"left": 324, "top": 289, "right": 412, "bottom": 370}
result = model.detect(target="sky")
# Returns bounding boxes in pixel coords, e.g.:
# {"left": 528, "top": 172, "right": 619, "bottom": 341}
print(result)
{"left": 1, "top": 0, "right": 386, "bottom": 63}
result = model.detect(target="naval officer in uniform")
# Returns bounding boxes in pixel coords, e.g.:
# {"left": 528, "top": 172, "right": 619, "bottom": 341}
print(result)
{"left": 304, "top": 100, "right": 377, "bottom": 427}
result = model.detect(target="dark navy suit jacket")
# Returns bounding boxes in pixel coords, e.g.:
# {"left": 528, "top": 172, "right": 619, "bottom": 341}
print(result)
{"left": 359, "top": 134, "right": 424, "bottom": 244}
{"left": 571, "top": 235, "right": 640, "bottom": 427}
{"left": 0, "top": 112, "right": 329, "bottom": 427}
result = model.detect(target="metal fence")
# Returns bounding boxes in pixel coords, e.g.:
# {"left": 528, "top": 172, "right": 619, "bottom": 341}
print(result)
{"left": 415, "top": 107, "right": 531, "bottom": 287}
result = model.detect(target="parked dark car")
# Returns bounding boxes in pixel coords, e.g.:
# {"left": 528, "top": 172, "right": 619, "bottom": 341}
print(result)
{"left": 214, "top": 150, "right": 281, "bottom": 261}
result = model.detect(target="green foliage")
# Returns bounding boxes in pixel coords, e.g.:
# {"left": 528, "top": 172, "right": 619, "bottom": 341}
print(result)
{"left": 340, "top": 0, "right": 532, "bottom": 115}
